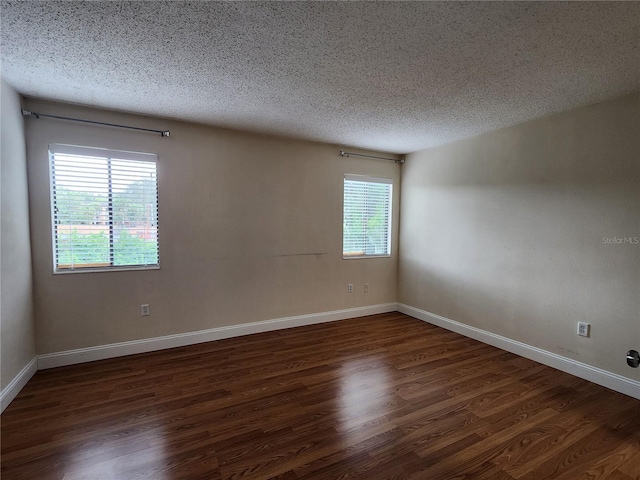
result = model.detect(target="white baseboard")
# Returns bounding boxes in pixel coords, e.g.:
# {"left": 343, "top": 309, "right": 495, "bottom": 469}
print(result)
{"left": 37, "top": 303, "right": 397, "bottom": 370}
{"left": 1, "top": 357, "right": 38, "bottom": 413}
{"left": 13, "top": 302, "right": 639, "bottom": 411}
{"left": 397, "top": 303, "right": 640, "bottom": 400}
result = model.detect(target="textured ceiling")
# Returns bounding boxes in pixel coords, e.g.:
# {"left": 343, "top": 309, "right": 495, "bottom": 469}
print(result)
{"left": 1, "top": 1, "right": 638, "bottom": 153}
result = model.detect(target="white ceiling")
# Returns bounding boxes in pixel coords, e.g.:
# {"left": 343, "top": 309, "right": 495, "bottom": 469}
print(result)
{"left": 1, "top": 1, "right": 638, "bottom": 154}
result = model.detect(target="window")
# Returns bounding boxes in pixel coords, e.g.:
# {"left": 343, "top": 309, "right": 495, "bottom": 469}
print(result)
{"left": 49, "top": 144, "right": 159, "bottom": 273}
{"left": 343, "top": 174, "right": 393, "bottom": 258}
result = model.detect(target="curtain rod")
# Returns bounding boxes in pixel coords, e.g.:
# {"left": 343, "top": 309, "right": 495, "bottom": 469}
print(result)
{"left": 21, "top": 110, "right": 170, "bottom": 137}
{"left": 340, "top": 150, "right": 404, "bottom": 164}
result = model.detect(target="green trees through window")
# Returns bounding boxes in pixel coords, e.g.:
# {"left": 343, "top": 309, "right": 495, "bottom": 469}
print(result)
{"left": 343, "top": 175, "right": 392, "bottom": 258}
{"left": 50, "top": 145, "right": 159, "bottom": 271}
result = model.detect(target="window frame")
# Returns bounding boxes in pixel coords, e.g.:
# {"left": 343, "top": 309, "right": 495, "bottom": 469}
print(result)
{"left": 342, "top": 174, "right": 393, "bottom": 260}
{"left": 48, "top": 144, "right": 160, "bottom": 274}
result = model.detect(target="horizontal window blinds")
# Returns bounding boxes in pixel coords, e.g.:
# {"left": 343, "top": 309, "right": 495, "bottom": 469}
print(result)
{"left": 49, "top": 144, "right": 159, "bottom": 272}
{"left": 343, "top": 175, "right": 393, "bottom": 257}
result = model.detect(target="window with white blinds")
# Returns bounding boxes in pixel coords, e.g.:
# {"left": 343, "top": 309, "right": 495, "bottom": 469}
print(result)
{"left": 343, "top": 174, "right": 393, "bottom": 258}
{"left": 49, "top": 144, "right": 159, "bottom": 273}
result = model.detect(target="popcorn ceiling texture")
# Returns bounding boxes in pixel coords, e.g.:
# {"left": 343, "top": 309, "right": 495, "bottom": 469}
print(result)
{"left": 1, "top": 1, "right": 638, "bottom": 153}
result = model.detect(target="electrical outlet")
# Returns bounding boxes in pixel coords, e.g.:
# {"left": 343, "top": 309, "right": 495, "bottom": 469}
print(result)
{"left": 141, "top": 304, "right": 150, "bottom": 316}
{"left": 577, "top": 322, "right": 590, "bottom": 337}
{"left": 364, "top": 284, "right": 369, "bottom": 293}
{"left": 347, "top": 284, "right": 353, "bottom": 294}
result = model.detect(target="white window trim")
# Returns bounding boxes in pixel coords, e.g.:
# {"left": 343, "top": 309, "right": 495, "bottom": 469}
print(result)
{"left": 49, "top": 144, "right": 160, "bottom": 274}
{"left": 343, "top": 174, "right": 393, "bottom": 260}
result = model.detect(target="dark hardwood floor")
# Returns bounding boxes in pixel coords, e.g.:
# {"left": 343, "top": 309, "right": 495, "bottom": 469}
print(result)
{"left": 2, "top": 312, "right": 639, "bottom": 479}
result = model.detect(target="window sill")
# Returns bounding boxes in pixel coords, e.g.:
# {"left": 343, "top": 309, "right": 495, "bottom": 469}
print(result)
{"left": 53, "top": 265, "right": 160, "bottom": 275}
{"left": 343, "top": 254, "right": 391, "bottom": 260}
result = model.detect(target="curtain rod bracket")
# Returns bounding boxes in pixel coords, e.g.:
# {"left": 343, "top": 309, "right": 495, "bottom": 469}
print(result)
{"left": 22, "top": 109, "right": 39, "bottom": 119}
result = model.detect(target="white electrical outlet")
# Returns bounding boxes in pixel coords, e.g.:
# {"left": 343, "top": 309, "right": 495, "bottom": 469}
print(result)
{"left": 141, "top": 304, "right": 150, "bottom": 316}
{"left": 364, "top": 284, "right": 369, "bottom": 293}
{"left": 347, "top": 284, "right": 353, "bottom": 294}
{"left": 577, "top": 322, "right": 590, "bottom": 337}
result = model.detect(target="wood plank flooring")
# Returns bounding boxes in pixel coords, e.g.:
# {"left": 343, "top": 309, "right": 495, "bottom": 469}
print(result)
{"left": 2, "top": 312, "right": 639, "bottom": 479}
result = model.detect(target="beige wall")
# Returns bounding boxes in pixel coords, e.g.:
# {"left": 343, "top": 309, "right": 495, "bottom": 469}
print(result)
{"left": 1, "top": 79, "right": 36, "bottom": 389}
{"left": 24, "top": 99, "right": 400, "bottom": 354}
{"left": 399, "top": 92, "right": 640, "bottom": 380}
